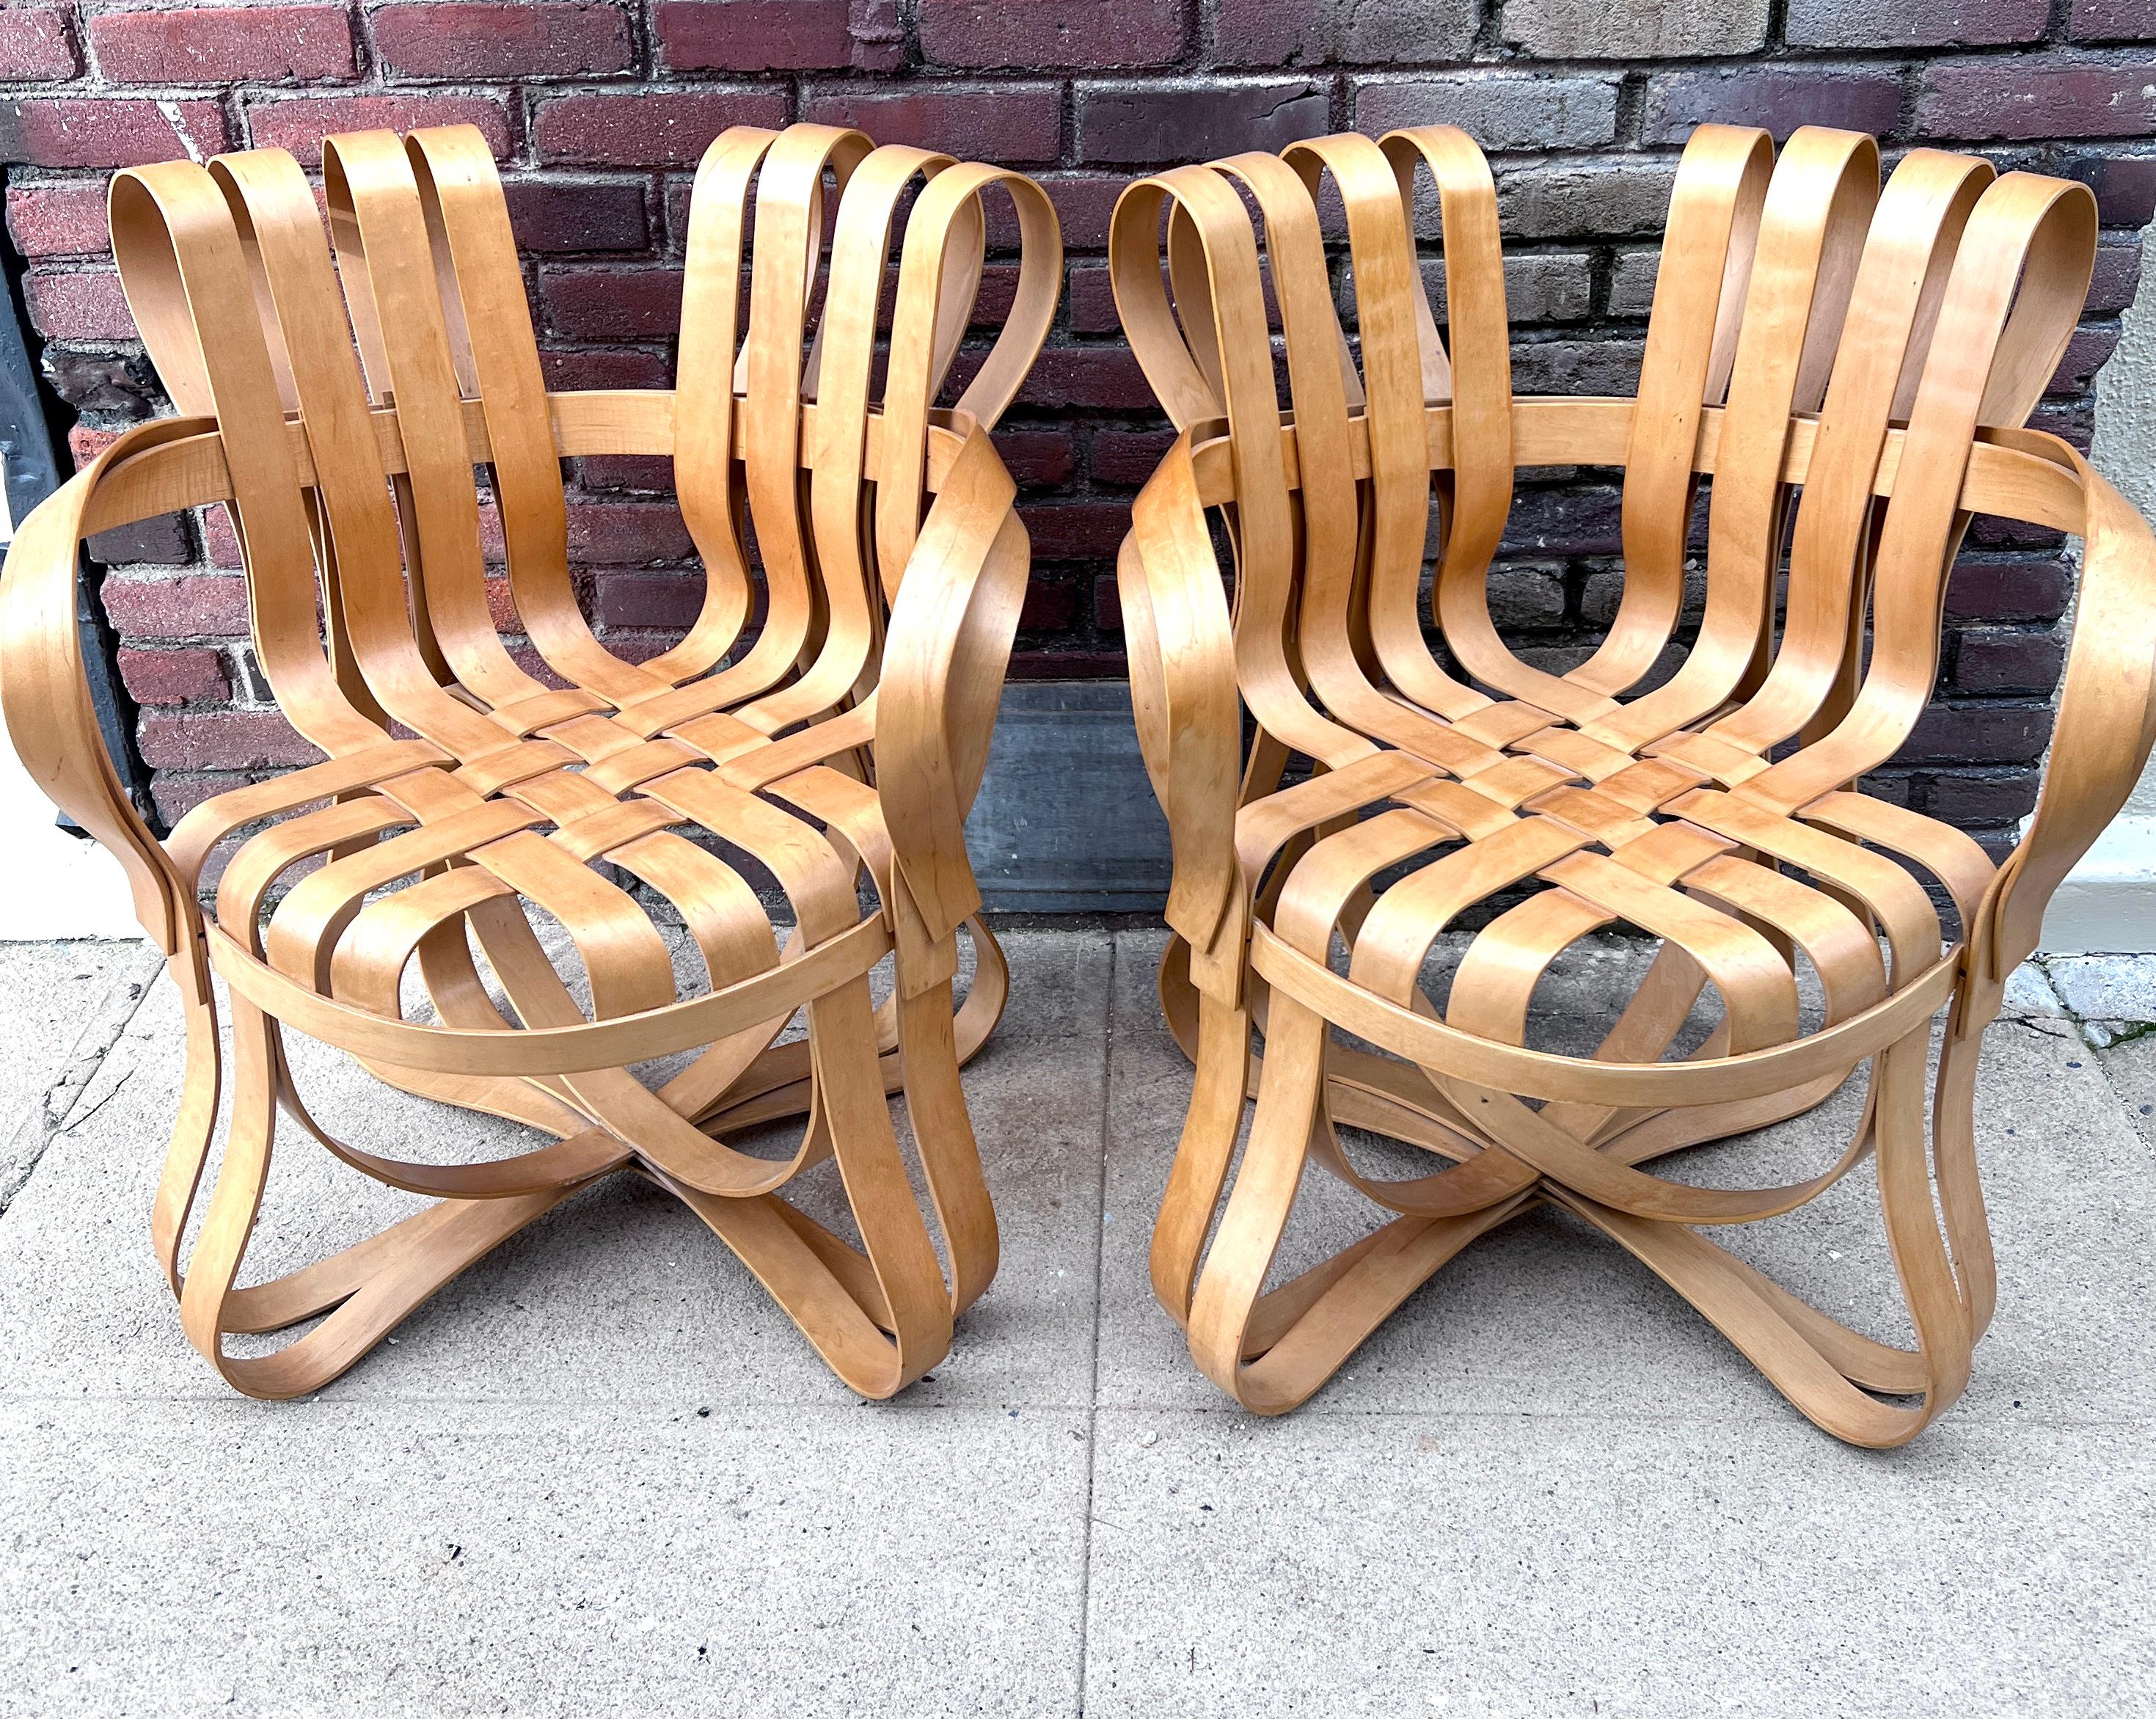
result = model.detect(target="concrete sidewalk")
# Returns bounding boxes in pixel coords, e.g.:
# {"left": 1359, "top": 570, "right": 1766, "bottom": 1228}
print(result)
{"left": 0, "top": 929, "right": 2150, "bottom": 1717}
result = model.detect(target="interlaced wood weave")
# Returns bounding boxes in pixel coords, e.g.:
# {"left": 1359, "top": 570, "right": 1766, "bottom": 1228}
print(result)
{"left": 1110, "top": 123, "right": 2156, "bottom": 1445}
{"left": 0, "top": 123, "right": 1059, "bottom": 1399}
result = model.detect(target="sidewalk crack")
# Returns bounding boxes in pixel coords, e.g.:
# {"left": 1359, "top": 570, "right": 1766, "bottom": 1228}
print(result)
{"left": 1075, "top": 932, "right": 1117, "bottom": 1718}
{"left": 0, "top": 949, "right": 162, "bottom": 1216}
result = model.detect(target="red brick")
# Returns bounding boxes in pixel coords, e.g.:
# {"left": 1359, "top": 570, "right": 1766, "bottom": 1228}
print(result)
{"left": 539, "top": 346, "right": 672, "bottom": 390}
{"left": 1017, "top": 578, "right": 1080, "bottom": 632}
{"left": 117, "top": 647, "right": 231, "bottom": 707}
{"left": 1788, "top": 0, "right": 2046, "bottom": 46}
{"left": 991, "top": 427, "right": 1076, "bottom": 488}
{"left": 1011, "top": 344, "right": 1154, "bottom": 409}
{"left": 1092, "top": 571, "right": 1121, "bottom": 629}
{"left": 91, "top": 5, "right": 354, "bottom": 83}
{"left": 1077, "top": 80, "right": 1327, "bottom": 164}
{"left": 655, "top": 0, "right": 855, "bottom": 70}
{"left": 139, "top": 710, "right": 324, "bottom": 770}
{"left": 202, "top": 506, "right": 241, "bottom": 569}
{"left": 592, "top": 570, "right": 703, "bottom": 628}
{"left": 150, "top": 773, "right": 251, "bottom": 828}
{"left": 568, "top": 500, "right": 695, "bottom": 564}
{"left": 6, "top": 183, "right": 110, "bottom": 258}
{"left": 2051, "top": 324, "right": 2120, "bottom": 394}
{"left": 1008, "top": 648, "right": 1121, "bottom": 679}
{"left": 0, "top": 98, "right": 229, "bottom": 169}
{"left": 1067, "top": 261, "right": 1118, "bottom": 334}
{"left": 0, "top": 8, "right": 79, "bottom": 81}
{"left": 577, "top": 453, "right": 673, "bottom": 490}
{"left": 1918, "top": 55, "right": 2156, "bottom": 140}
{"left": 918, "top": 0, "right": 1184, "bottom": 70}
{"left": 1017, "top": 500, "right": 1128, "bottom": 561}
{"left": 2067, "top": 151, "right": 2156, "bottom": 225}
{"left": 69, "top": 424, "right": 118, "bottom": 468}
{"left": 1031, "top": 174, "right": 1123, "bottom": 248}
{"left": 2072, "top": 0, "right": 2156, "bottom": 39}
{"left": 1643, "top": 68, "right": 1904, "bottom": 144}
{"left": 1089, "top": 427, "right": 1173, "bottom": 486}
{"left": 1946, "top": 556, "right": 2073, "bottom": 624}
{"left": 2089, "top": 241, "right": 2144, "bottom": 313}
{"left": 248, "top": 95, "right": 511, "bottom": 167}
{"left": 102, "top": 574, "right": 251, "bottom": 640}
{"left": 943, "top": 170, "right": 1122, "bottom": 251}
{"left": 503, "top": 178, "right": 648, "bottom": 252}
{"left": 803, "top": 82, "right": 1061, "bottom": 164}
{"left": 538, "top": 266, "right": 684, "bottom": 338}
{"left": 23, "top": 269, "right": 132, "bottom": 341}
{"left": 534, "top": 90, "right": 789, "bottom": 167}
{"left": 372, "top": 4, "right": 633, "bottom": 79}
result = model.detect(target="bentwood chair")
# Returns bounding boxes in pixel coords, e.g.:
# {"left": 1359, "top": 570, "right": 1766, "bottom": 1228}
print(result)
{"left": 1110, "top": 123, "right": 2156, "bottom": 1445}
{"left": 0, "top": 123, "right": 1058, "bottom": 1399}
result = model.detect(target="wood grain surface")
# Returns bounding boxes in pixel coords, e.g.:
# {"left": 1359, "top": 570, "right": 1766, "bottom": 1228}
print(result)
{"left": 0, "top": 121, "right": 1059, "bottom": 1401}
{"left": 1110, "top": 123, "right": 2156, "bottom": 1445}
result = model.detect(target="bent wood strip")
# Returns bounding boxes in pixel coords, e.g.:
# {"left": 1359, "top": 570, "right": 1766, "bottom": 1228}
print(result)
{"left": 0, "top": 120, "right": 1059, "bottom": 1401}
{"left": 1111, "top": 121, "right": 2152, "bottom": 1445}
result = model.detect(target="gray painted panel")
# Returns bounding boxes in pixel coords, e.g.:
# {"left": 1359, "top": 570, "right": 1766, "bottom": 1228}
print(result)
{"left": 965, "top": 681, "right": 1171, "bottom": 912}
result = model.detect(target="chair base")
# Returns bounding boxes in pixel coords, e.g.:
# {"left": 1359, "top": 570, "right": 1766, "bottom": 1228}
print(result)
{"left": 1150, "top": 937, "right": 2000, "bottom": 1448}
{"left": 152, "top": 919, "right": 1009, "bottom": 1403}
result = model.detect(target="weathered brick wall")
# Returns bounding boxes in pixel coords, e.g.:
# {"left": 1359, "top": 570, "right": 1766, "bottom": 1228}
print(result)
{"left": 3, "top": 0, "right": 2152, "bottom": 854}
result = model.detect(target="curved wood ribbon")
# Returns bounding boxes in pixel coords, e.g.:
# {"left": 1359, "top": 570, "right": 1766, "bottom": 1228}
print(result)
{"left": 0, "top": 122, "right": 1058, "bottom": 1401}
{"left": 1111, "top": 122, "right": 2151, "bottom": 1445}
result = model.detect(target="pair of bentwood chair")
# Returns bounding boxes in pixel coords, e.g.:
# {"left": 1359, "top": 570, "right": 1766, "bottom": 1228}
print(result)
{"left": 4, "top": 119, "right": 2150, "bottom": 1450}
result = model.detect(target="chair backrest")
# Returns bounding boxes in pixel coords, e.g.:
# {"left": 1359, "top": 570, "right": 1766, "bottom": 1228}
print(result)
{"left": 105, "top": 123, "right": 1059, "bottom": 769}
{"left": 1108, "top": 125, "right": 2097, "bottom": 811}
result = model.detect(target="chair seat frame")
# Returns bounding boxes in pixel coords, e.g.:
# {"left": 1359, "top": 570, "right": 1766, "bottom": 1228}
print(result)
{"left": 0, "top": 123, "right": 1060, "bottom": 1401}
{"left": 1111, "top": 123, "right": 2156, "bottom": 1445}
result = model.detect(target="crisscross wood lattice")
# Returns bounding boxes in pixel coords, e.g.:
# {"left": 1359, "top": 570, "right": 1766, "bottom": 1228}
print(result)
{"left": 0, "top": 122, "right": 1059, "bottom": 1400}
{"left": 1111, "top": 123, "right": 2156, "bottom": 1445}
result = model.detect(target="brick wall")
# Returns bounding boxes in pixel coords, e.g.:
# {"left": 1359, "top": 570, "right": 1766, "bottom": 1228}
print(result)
{"left": 4, "top": 0, "right": 2152, "bottom": 854}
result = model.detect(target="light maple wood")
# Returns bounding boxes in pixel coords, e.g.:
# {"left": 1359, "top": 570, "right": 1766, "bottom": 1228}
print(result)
{"left": 1110, "top": 123, "right": 2156, "bottom": 1445}
{"left": 0, "top": 122, "right": 1059, "bottom": 1399}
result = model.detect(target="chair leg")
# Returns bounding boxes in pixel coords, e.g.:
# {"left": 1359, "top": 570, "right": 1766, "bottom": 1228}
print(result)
{"left": 146, "top": 933, "right": 1009, "bottom": 1401}
{"left": 1156, "top": 921, "right": 2003, "bottom": 1441}
{"left": 1543, "top": 1024, "right": 1984, "bottom": 1448}
{"left": 1182, "top": 990, "right": 1529, "bottom": 1415}
{"left": 161, "top": 992, "right": 579, "bottom": 1401}
{"left": 669, "top": 975, "right": 957, "bottom": 1398}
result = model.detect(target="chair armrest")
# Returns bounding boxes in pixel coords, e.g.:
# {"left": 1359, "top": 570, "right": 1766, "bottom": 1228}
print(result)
{"left": 1117, "top": 431, "right": 1243, "bottom": 1000}
{"left": 874, "top": 422, "right": 1028, "bottom": 989}
{"left": 0, "top": 421, "right": 195, "bottom": 954}
{"left": 1987, "top": 450, "right": 2156, "bottom": 977}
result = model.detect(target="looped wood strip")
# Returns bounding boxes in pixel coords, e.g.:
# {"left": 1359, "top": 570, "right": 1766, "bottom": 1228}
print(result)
{"left": 1, "top": 120, "right": 1059, "bottom": 1402}
{"left": 1112, "top": 122, "right": 2151, "bottom": 1445}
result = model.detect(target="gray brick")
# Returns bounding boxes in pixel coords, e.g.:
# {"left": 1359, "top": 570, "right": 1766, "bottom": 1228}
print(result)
{"left": 1609, "top": 247, "right": 1660, "bottom": 315}
{"left": 1356, "top": 73, "right": 1620, "bottom": 150}
{"left": 1497, "top": 161, "right": 1680, "bottom": 240}
{"left": 1503, "top": 0, "right": 1769, "bottom": 59}
{"left": 1788, "top": 0, "right": 2047, "bottom": 48}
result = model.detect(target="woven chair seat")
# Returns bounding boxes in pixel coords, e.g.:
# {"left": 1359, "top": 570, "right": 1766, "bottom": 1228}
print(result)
{"left": 1110, "top": 123, "right": 2156, "bottom": 1442}
{"left": 0, "top": 122, "right": 1059, "bottom": 1399}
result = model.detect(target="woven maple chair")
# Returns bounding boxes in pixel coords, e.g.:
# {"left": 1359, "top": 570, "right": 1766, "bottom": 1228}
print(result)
{"left": 1109, "top": 123, "right": 2156, "bottom": 1445}
{"left": 0, "top": 123, "right": 1058, "bottom": 1399}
